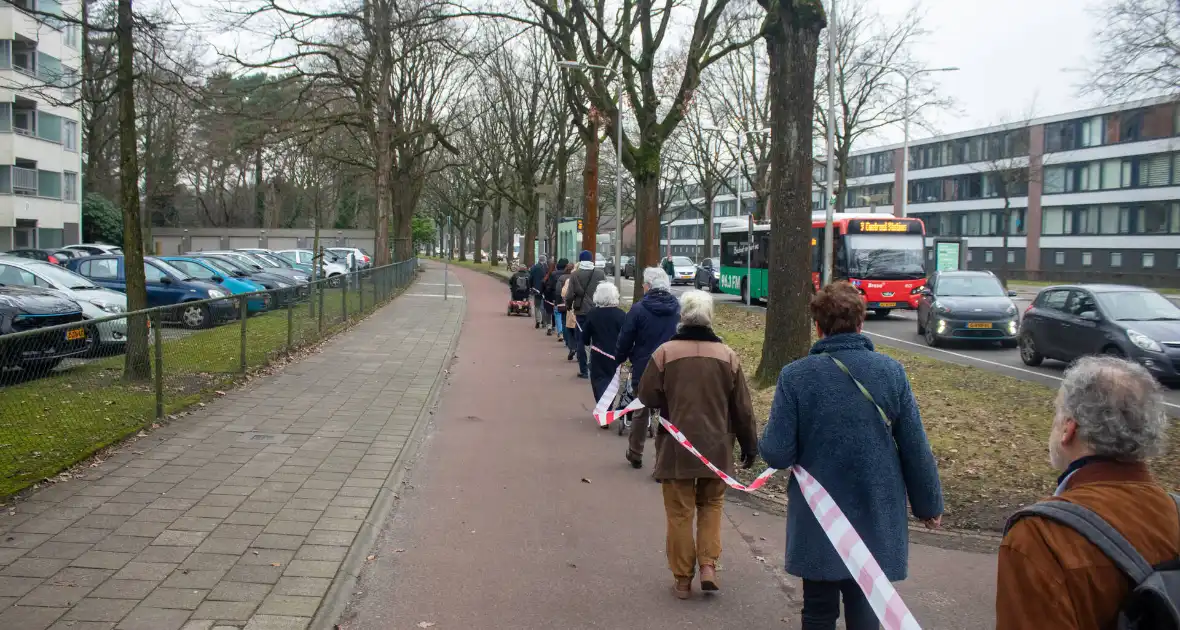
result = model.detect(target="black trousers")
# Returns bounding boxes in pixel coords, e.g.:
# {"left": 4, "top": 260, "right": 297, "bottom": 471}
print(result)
{"left": 801, "top": 579, "right": 877, "bottom": 630}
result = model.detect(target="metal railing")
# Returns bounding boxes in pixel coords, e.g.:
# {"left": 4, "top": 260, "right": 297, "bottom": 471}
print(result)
{"left": 0, "top": 258, "right": 418, "bottom": 498}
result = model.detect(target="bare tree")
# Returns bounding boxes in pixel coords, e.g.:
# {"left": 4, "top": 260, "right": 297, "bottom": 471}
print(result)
{"left": 754, "top": 0, "right": 826, "bottom": 384}
{"left": 1088, "top": 0, "right": 1180, "bottom": 98}
{"left": 117, "top": 0, "right": 150, "bottom": 380}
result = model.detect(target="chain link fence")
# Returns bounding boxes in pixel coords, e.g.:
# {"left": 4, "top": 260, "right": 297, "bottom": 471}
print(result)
{"left": 0, "top": 258, "right": 418, "bottom": 497}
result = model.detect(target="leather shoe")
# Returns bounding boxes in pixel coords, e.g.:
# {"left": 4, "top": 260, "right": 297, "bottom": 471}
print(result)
{"left": 699, "top": 564, "right": 719, "bottom": 591}
{"left": 625, "top": 449, "right": 642, "bottom": 469}
{"left": 673, "top": 578, "right": 692, "bottom": 600}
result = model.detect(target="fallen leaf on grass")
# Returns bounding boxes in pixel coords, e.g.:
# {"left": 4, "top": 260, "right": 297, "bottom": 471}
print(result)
{"left": 366, "top": 555, "right": 375, "bottom": 561}
{"left": 417, "top": 622, "right": 436, "bottom": 628}
{"left": 581, "top": 478, "right": 591, "bottom": 484}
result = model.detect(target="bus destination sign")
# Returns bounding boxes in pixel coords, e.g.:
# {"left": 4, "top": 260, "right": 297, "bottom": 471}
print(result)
{"left": 847, "top": 219, "right": 923, "bottom": 235}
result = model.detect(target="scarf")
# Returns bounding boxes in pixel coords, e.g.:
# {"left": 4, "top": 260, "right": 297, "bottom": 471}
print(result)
{"left": 577, "top": 260, "right": 596, "bottom": 271}
{"left": 671, "top": 325, "right": 723, "bottom": 343}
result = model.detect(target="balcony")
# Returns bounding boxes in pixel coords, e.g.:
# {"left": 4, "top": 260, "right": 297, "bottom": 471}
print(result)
{"left": 13, "top": 166, "right": 37, "bottom": 195}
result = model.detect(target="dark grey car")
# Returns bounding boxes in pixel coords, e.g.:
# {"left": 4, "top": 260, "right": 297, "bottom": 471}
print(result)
{"left": 1019, "top": 284, "right": 1180, "bottom": 382}
{"left": 915, "top": 270, "right": 1020, "bottom": 347}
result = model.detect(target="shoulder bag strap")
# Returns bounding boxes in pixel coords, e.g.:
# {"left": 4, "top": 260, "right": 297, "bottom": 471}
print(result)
{"left": 825, "top": 353, "right": 892, "bottom": 431}
{"left": 1006, "top": 501, "right": 1154, "bottom": 584}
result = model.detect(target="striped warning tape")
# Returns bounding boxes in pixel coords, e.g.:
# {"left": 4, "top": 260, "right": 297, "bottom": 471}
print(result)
{"left": 588, "top": 369, "right": 922, "bottom": 630}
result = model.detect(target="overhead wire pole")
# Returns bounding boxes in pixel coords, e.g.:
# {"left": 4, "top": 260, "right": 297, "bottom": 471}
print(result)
{"left": 822, "top": 0, "right": 837, "bottom": 287}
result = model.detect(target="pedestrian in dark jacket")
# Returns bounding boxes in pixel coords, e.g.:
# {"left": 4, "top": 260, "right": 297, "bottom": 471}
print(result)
{"left": 582, "top": 282, "right": 626, "bottom": 405}
{"left": 759, "top": 281, "right": 943, "bottom": 630}
{"left": 545, "top": 258, "right": 568, "bottom": 340}
{"left": 637, "top": 289, "right": 756, "bottom": 600}
{"left": 529, "top": 255, "right": 547, "bottom": 329}
{"left": 616, "top": 266, "right": 680, "bottom": 469}
{"left": 566, "top": 250, "right": 607, "bottom": 379}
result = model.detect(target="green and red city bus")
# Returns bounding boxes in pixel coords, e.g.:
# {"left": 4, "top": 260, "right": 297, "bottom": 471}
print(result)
{"left": 718, "top": 212, "right": 927, "bottom": 315}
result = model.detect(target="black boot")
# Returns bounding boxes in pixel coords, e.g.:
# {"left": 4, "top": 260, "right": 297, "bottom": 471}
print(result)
{"left": 625, "top": 449, "right": 642, "bottom": 469}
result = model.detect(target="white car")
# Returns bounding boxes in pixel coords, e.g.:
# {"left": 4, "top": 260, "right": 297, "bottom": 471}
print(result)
{"left": 595, "top": 252, "right": 607, "bottom": 269}
{"left": 327, "top": 247, "right": 372, "bottom": 271}
{"left": 63, "top": 243, "right": 123, "bottom": 256}
{"left": 0, "top": 257, "right": 128, "bottom": 349}
{"left": 274, "top": 249, "right": 349, "bottom": 283}
{"left": 669, "top": 256, "right": 697, "bottom": 285}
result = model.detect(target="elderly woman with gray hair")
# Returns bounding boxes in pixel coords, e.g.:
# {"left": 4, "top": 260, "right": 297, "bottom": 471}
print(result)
{"left": 637, "top": 289, "right": 757, "bottom": 600}
{"left": 581, "top": 282, "right": 626, "bottom": 405}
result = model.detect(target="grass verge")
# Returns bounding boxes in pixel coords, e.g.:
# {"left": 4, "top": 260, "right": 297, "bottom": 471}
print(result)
{"left": 0, "top": 278, "right": 406, "bottom": 499}
{"left": 712, "top": 305, "right": 1180, "bottom": 531}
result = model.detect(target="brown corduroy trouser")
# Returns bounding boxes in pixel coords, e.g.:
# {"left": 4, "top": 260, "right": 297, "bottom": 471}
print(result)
{"left": 661, "top": 477, "right": 726, "bottom": 579}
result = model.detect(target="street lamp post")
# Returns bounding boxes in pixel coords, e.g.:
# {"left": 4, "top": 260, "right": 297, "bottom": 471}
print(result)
{"left": 559, "top": 60, "right": 623, "bottom": 292}
{"left": 705, "top": 124, "right": 769, "bottom": 306}
{"left": 861, "top": 64, "right": 959, "bottom": 218}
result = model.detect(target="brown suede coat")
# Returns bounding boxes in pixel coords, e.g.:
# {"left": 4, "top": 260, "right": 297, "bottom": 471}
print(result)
{"left": 996, "top": 460, "right": 1180, "bottom": 630}
{"left": 636, "top": 327, "right": 757, "bottom": 481}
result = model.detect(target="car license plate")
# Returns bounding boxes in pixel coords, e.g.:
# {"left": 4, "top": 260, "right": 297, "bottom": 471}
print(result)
{"left": 65, "top": 328, "right": 86, "bottom": 341}
{"left": 877, "top": 302, "right": 896, "bottom": 308}
{"left": 967, "top": 322, "right": 992, "bottom": 329}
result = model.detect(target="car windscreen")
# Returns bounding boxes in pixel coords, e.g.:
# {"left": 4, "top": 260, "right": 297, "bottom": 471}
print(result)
{"left": 151, "top": 259, "right": 194, "bottom": 280}
{"left": 242, "top": 253, "right": 280, "bottom": 268}
{"left": 28, "top": 261, "right": 99, "bottom": 290}
{"left": 202, "top": 257, "right": 248, "bottom": 275}
{"left": 935, "top": 276, "right": 1005, "bottom": 297}
{"left": 672, "top": 256, "right": 693, "bottom": 266}
{"left": 844, "top": 234, "right": 925, "bottom": 280}
{"left": 276, "top": 252, "right": 298, "bottom": 263}
{"left": 169, "top": 260, "right": 218, "bottom": 281}
{"left": 1096, "top": 291, "right": 1180, "bottom": 321}
{"left": 258, "top": 253, "right": 292, "bottom": 268}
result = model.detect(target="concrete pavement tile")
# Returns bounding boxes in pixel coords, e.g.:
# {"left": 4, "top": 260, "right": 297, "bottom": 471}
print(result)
{"left": 63, "top": 597, "right": 139, "bottom": 621}
{"left": 0, "top": 604, "right": 67, "bottom": 630}
{"left": 112, "top": 562, "right": 178, "bottom": 582}
{"left": 1, "top": 556, "right": 71, "bottom": 577}
{"left": 209, "top": 524, "right": 262, "bottom": 540}
{"left": 91, "top": 503, "right": 146, "bottom": 517}
{"left": 222, "top": 512, "right": 273, "bottom": 527}
{"left": 48, "top": 621, "right": 116, "bottom": 630}
{"left": 0, "top": 546, "right": 27, "bottom": 564}
{"left": 89, "top": 579, "right": 160, "bottom": 599}
{"left": 236, "top": 549, "right": 293, "bottom": 566}
{"left": 293, "top": 546, "right": 347, "bottom": 562}
{"left": 160, "top": 569, "right": 226, "bottom": 589}
{"left": 72, "top": 515, "right": 132, "bottom": 531}
{"left": 206, "top": 581, "right": 272, "bottom": 603}
{"left": 190, "top": 600, "right": 256, "bottom": 622}
{"left": 250, "top": 534, "right": 303, "bottom": 550}
{"left": 256, "top": 593, "right": 319, "bottom": 617}
{"left": 261, "top": 521, "right": 314, "bottom": 537}
{"left": 272, "top": 509, "right": 321, "bottom": 523}
{"left": 303, "top": 530, "right": 353, "bottom": 547}
{"left": 146, "top": 498, "right": 198, "bottom": 512}
{"left": 128, "top": 508, "right": 185, "bottom": 523}
{"left": 272, "top": 576, "right": 329, "bottom": 598}
{"left": 0, "top": 595, "right": 15, "bottom": 611}
{"left": 141, "top": 587, "right": 209, "bottom": 610}
{"left": 193, "top": 496, "right": 245, "bottom": 509}
{"left": 0, "top": 575, "right": 43, "bottom": 596}
{"left": 92, "top": 537, "right": 154, "bottom": 554}
{"left": 223, "top": 564, "right": 283, "bottom": 584}
{"left": 18, "top": 583, "right": 97, "bottom": 607}
{"left": 14, "top": 519, "right": 77, "bottom": 536}
{"left": 114, "top": 605, "right": 191, "bottom": 630}
{"left": 242, "top": 614, "right": 310, "bottom": 630}
{"left": 193, "top": 538, "right": 250, "bottom": 556}
{"left": 112, "top": 521, "right": 171, "bottom": 538}
{"left": 236, "top": 501, "right": 285, "bottom": 514}
{"left": 131, "top": 546, "right": 191, "bottom": 564}
{"left": 280, "top": 560, "right": 338, "bottom": 579}
{"left": 71, "top": 551, "right": 136, "bottom": 570}
{"left": 28, "top": 542, "right": 93, "bottom": 560}
{"left": 182, "top": 507, "right": 234, "bottom": 520}
{"left": 46, "top": 567, "right": 112, "bottom": 588}
{"left": 179, "top": 554, "right": 239, "bottom": 572}
{"left": 53, "top": 528, "right": 116, "bottom": 544}
{"left": 326, "top": 496, "right": 375, "bottom": 509}
{"left": 179, "top": 622, "right": 214, "bottom": 630}
{"left": 152, "top": 531, "right": 207, "bottom": 547}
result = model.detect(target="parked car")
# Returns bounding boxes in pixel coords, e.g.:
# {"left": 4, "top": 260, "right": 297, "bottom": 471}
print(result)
{"left": 67, "top": 255, "right": 234, "bottom": 329}
{"left": 1019, "top": 284, "right": 1180, "bottom": 381}
{"left": 694, "top": 258, "right": 720, "bottom": 292}
{"left": 0, "top": 285, "right": 93, "bottom": 373}
{"left": 201, "top": 251, "right": 309, "bottom": 286}
{"left": 327, "top": 247, "right": 372, "bottom": 271}
{"left": 6, "top": 248, "right": 78, "bottom": 266}
{"left": 594, "top": 252, "right": 607, "bottom": 270}
{"left": 916, "top": 270, "right": 1019, "bottom": 348}
{"left": 274, "top": 249, "right": 348, "bottom": 285}
{"left": 63, "top": 243, "right": 123, "bottom": 256}
{"left": 192, "top": 255, "right": 300, "bottom": 306}
{"left": 0, "top": 257, "right": 128, "bottom": 352}
{"left": 620, "top": 256, "right": 635, "bottom": 279}
{"left": 665, "top": 256, "right": 697, "bottom": 285}
{"left": 160, "top": 257, "right": 269, "bottom": 313}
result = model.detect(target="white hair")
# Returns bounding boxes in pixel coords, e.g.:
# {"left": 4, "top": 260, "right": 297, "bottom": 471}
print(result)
{"left": 1059, "top": 356, "right": 1168, "bottom": 461}
{"left": 642, "top": 267, "right": 671, "bottom": 291}
{"left": 679, "top": 290, "right": 714, "bottom": 327}
{"left": 593, "top": 282, "right": 620, "bottom": 307}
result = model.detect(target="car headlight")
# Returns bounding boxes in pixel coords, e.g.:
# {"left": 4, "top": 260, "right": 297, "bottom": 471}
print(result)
{"left": 90, "top": 300, "right": 124, "bottom": 314}
{"left": 935, "top": 302, "right": 952, "bottom": 315}
{"left": 293, "top": 275, "right": 309, "bottom": 283}
{"left": 1127, "top": 329, "right": 1162, "bottom": 352}
{"left": 1005, "top": 304, "right": 1017, "bottom": 316}
{"left": 713, "top": 270, "right": 720, "bottom": 278}
{"left": 207, "top": 289, "right": 227, "bottom": 299}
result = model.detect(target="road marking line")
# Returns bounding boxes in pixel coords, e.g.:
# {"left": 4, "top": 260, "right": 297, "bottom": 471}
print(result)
{"left": 864, "top": 331, "right": 1180, "bottom": 412}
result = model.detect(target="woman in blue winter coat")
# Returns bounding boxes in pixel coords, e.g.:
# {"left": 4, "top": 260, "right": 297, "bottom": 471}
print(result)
{"left": 759, "top": 281, "right": 943, "bottom": 630}
{"left": 581, "top": 282, "right": 626, "bottom": 406}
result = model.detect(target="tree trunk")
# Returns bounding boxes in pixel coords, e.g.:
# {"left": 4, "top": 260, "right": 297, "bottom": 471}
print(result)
{"left": 117, "top": 0, "right": 149, "bottom": 381}
{"left": 834, "top": 144, "right": 850, "bottom": 211}
{"left": 703, "top": 193, "right": 716, "bottom": 260}
{"left": 582, "top": 127, "right": 599, "bottom": 254}
{"left": 473, "top": 206, "right": 484, "bottom": 263}
{"left": 755, "top": 1, "right": 825, "bottom": 386}
{"left": 490, "top": 204, "right": 501, "bottom": 266}
{"left": 254, "top": 146, "right": 264, "bottom": 225}
{"left": 458, "top": 223, "right": 467, "bottom": 261}
{"left": 632, "top": 174, "right": 661, "bottom": 303}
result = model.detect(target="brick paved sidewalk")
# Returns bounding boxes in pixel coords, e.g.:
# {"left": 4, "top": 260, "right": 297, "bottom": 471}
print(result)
{"left": 0, "top": 263, "right": 463, "bottom": 630}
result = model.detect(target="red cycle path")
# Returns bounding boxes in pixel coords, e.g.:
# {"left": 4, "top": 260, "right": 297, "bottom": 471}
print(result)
{"left": 339, "top": 265, "right": 795, "bottom": 629}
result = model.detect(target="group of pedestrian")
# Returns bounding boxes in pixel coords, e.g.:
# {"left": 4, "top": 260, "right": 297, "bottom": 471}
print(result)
{"left": 515, "top": 259, "right": 1180, "bottom": 629}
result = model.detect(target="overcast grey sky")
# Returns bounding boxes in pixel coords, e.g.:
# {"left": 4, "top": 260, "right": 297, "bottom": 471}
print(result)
{"left": 868, "top": 0, "right": 1102, "bottom": 144}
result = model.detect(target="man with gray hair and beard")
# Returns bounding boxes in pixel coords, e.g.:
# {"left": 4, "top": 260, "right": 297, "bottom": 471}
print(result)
{"left": 996, "top": 356, "right": 1179, "bottom": 630}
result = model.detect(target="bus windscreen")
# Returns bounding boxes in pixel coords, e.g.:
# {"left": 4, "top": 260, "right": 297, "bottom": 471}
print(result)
{"left": 845, "top": 234, "right": 925, "bottom": 280}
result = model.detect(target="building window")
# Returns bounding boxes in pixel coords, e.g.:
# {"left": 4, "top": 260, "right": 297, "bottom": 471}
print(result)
{"left": 63, "top": 171, "right": 76, "bottom": 202}
{"left": 64, "top": 23, "right": 80, "bottom": 50}
{"left": 1080, "top": 252, "right": 1091, "bottom": 266}
{"left": 1057, "top": 251, "right": 1067, "bottom": 266}
{"left": 62, "top": 120, "right": 76, "bottom": 151}
{"left": 1143, "top": 252, "right": 1155, "bottom": 269}
{"left": 1111, "top": 252, "right": 1123, "bottom": 268}
{"left": 927, "top": 249, "right": 934, "bottom": 261}
{"left": 1042, "top": 207, "right": 1065, "bottom": 235}
{"left": 984, "top": 250, "right": 993, "bottom": 263}
{"left": 1007, "top": 250, "right": 1016, "bottom": 264}
{"left": 967, "top": 250, "right": 973, "bottom": 263}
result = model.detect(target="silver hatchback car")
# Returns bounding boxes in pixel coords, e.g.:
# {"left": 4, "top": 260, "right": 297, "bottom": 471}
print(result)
{"left": 0, "top": 257, "right": 128, "bottom": 350}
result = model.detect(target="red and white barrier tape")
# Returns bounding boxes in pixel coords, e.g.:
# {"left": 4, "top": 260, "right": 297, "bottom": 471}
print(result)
{"left": 588, "top": 370, "right": 921, "bottom": 630}
{"left": 589, "top": 345, "right": 615, "bottom": 360}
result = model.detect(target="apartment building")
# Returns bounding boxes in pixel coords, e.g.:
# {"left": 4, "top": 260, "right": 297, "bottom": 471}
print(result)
{"left": 0, "top": 0, "right": 83, "bottom": 250}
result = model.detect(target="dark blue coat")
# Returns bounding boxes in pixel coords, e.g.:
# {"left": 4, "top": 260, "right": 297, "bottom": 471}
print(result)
{"left": 615, "top": 289, "right": 679, "bottom": 386}
{"left": 528, "top": 263, "right": 546, "bottom": 293}
{"left": 759, "top": 333, "right": 943, "bottom": 582}
{"left": 582, "top": 305, "right": 627, "bottom": 403}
